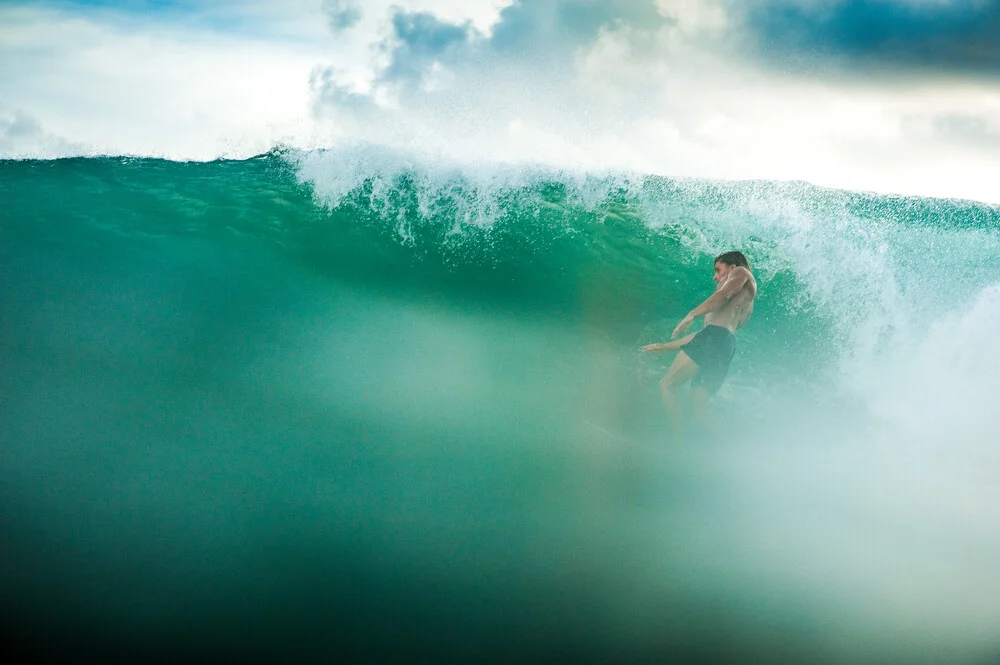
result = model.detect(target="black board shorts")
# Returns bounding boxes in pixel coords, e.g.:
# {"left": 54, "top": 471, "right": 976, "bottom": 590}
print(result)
{"left": 680, "top": 325, "right": 735, "bottom": 395}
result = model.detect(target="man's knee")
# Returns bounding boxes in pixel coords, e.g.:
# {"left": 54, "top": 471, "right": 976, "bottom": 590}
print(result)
{"left": 660, "top": 374, "right": 683, "bottom": 393}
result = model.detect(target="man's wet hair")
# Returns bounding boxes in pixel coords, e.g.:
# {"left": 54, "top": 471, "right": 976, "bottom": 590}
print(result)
{"left": 715, "top": 251, "right": 750, "bottom": 269}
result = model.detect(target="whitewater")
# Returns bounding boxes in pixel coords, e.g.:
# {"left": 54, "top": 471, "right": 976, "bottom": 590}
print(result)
{"left": 2, "top": 148, "right": 999, "bottom": 663}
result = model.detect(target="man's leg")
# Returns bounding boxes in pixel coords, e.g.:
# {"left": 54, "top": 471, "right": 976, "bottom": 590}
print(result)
{"left": 659, "top": 352, "right": 700, "bottom": 442}
{"left": 691, "top": 386, "right": 720, "bottom": 442}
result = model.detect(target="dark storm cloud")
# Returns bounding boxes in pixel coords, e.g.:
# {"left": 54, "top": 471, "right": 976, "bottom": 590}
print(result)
{"left": 742, "top": 0, "right": 1000, "bottom": 76}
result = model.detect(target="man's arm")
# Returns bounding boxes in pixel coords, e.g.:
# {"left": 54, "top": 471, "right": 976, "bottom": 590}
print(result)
{"left": 641, "top": 333, "right": 696, "bottom": 354}
{"left": 690, "top": 267, "right": 751, "bottom": 318}
{"left": 672, "top": 267, "right": 751, "bottom": 337}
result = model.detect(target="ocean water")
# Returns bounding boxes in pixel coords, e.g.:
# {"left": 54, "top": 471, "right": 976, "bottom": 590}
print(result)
{"left": 3, "top": 149, "right": 1000, "bottom": 663}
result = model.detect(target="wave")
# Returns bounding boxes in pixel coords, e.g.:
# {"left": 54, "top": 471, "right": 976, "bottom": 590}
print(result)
{"left": 3, "top": 149, "right": 1000, "bottom": 662}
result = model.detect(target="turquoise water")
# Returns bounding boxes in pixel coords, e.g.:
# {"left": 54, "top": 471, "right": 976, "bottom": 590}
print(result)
{"left": 3, "top": 151, "right": 1000, "bottom": 663}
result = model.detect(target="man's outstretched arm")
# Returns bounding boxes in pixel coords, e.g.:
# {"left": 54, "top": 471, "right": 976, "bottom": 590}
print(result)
{"left": 641, "top": 333, "right": 696, "bottom": 353}
{"left": 672, "top": 267, "right": 751, "bottom": 337}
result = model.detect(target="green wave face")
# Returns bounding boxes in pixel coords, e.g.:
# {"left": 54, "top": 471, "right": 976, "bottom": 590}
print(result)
{"left": 3, "top": 151, "right": 1000, "bottom": 663}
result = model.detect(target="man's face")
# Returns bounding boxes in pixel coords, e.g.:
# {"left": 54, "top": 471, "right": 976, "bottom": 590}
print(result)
{"left": 713, "top": 261, "right": 733, "bottom": 284}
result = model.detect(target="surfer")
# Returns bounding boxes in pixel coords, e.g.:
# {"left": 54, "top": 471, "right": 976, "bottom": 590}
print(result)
{"left": 641, "top": 251, "right": 756, "bottom": 442}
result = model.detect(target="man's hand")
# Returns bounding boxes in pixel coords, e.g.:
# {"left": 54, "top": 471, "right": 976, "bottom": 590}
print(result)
{"left": 672, "top": 314, "right": 694, "bottom": 338}
{"left": 641, "top": 343, "right": 669, "bottom": 353}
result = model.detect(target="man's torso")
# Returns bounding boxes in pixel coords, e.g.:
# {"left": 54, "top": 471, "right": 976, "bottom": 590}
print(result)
{"left": 705, "top": 272, "right": 756, "bottom": 332}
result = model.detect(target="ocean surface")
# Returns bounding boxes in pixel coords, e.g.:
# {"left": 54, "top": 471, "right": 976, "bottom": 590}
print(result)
{"left": 3, "top": 149, "right": 1000, "bottom": 663}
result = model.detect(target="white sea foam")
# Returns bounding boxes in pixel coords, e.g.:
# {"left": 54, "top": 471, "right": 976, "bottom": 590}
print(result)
{"left": 290, "top": 145, "right": 642, "bottom": 232}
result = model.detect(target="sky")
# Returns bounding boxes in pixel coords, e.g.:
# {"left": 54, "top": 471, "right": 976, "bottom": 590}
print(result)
{"left": 1, "top": 0, "right": 999, "bottom": 202}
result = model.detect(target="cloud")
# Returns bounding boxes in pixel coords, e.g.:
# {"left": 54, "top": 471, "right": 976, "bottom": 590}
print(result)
{"left": 4, "top": 0, "right": 1000, "bottom": 202}
{"left": 315, "top": 0, "right": 722, "bottom": 103}
{"left": 740, "top": 0, "right": 1000, "bottom": 77}
{"left": 380, "top": 11, "right": 477, "bottom": 86}
{"left": 0, "top": 3, "right": 330, "bottom": 160}
{"left": 487, "top": 0, "right": 668, "bottom": 55}
{"left": 323, "top": 0, "right": 361, "bottom": 32}
{"left": 305, "top": 0, "right": 1000, "bottom": 203}
{"left": 352, "top": 0, "right": 691, "bottom": 91}
{"left": 1, "top": 110, "right": 43, "bottom": 140}
{"left": 912, "top": 110, "right": 1000, "bottom": 153}
{"left": 0, "top": 109, "right": 84, "bottom": 158}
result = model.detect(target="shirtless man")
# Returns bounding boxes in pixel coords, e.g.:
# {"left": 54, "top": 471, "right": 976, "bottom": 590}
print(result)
{"left": 642, "top": 251, "right": 757, "bottom": 442}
